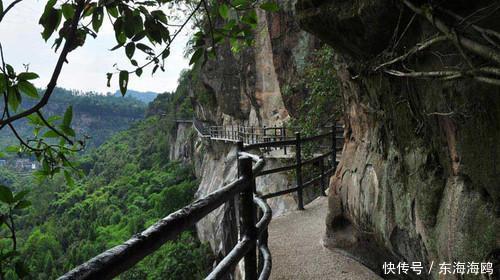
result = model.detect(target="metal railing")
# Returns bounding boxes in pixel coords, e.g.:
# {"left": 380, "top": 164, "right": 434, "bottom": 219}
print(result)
{"left": 59, "top": 124, "right": 343, "bottom": 280}
{"left": 208, "top": 125, "right": 292, "bottom": 145}
{"left": 245, "top": 125, "right": 342, "bottom": 210}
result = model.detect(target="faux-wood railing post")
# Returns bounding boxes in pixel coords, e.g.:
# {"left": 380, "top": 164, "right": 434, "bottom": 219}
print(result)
{"left": 283, "top": 127, "right": 287, "bottom": 155}
{"left": 295, "top": 132, "right": 304, "bottom": 210}
{"left": 257, "top": 203, "right": 269, "bottom": 275}
{"left": 238, "top": 156, "right": 257, "bottom": 280}
{"left": 263, "top": 126, "right": 267, "bottom": 153}
{"left": 320, "top": 158, "right": 326, "bottom": 196}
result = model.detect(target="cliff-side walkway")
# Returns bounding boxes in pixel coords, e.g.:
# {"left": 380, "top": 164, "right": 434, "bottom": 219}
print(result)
{"left": 268, "top": 196, "right": 382, "bottom": 280}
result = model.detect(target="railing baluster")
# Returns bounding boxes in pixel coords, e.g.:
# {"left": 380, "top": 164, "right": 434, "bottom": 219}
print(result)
{"left": 238, "top": 156, "right": 258, "bottom": 280}
{"left": 295, "top": 132, "right": 304, "bottom": 210}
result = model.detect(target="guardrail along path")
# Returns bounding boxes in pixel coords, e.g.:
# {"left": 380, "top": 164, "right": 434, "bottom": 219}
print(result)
{"left": 60, "top": 121, "right": 380, "bottom": 280}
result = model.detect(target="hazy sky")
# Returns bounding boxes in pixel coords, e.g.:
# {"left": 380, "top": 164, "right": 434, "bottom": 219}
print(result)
{"left": 0, "top": 0, "right": 191, "bottom": 94}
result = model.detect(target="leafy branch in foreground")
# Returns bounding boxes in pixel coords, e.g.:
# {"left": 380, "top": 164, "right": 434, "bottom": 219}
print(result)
{"left": 0, "top": 185, "right": 30, "bottom": 279}
{"left": 0, "top": 0, "right": 280, "bottom": 183}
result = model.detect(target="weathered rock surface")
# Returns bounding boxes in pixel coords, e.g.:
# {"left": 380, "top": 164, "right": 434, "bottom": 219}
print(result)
{"left": 296, "top": 0, "right": 500, "bottom": 279}
{"left": 169, "top": 122, "right": 194, "bottom": 163}
{"left": 192, "top": 0, "right": 320, "bottom": 267}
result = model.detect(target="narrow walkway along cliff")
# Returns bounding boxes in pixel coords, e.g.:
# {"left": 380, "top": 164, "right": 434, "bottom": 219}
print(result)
{"left": 268, "top": 196, "right": 382, "bottom": 280}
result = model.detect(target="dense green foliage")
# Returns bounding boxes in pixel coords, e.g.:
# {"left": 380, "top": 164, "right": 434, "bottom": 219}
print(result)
{"left": 0, "top": 86, "right": 211, "bottom": 278}
{"left": 285, "top": 46, "right": 343, "bottom": 135}
{"left": 0, "top": 87, "right": 147, "bottom": 151}
{"left": 113, "top": 90, "right": 159, "bottom": 104}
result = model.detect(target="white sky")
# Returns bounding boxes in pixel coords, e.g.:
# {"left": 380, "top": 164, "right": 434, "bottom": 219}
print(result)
{"left": 0, "top": 0, "right": 191, "bottom": 94}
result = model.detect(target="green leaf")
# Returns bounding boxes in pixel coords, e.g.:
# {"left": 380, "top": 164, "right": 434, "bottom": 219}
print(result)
{"left": 151, "top": 10, "right": 168, "bottom": 24}
{"left": 119, "top": 71, "right": 129, "bottom": 96}
{"left": 106, "top": 5, "right": 119, "bottom": 18}
{"left": 13, "top": 190, "right": 29, "bottom": 202}
{"left": 47, "top": 115, "right": 61, "bottom": 122}
{"left": 124, "top": 14, "right": 143, "bottom": 39}
{"left": 0, "top": 185, "right": 14, "bottom": 204}
{"left": 39, "top": 6, "right": 62, "bottom": 41}
{"left": 14, "top": 200, "right": 31, "bottom": 210}
{"left": 219, "top": 4, "right": 229, "bottom": 19}
{"left": 43, "top": 130, "right": 59, "bottom": 138}
{"left": 62, "top": 105, "right": 73, "bottom": 128}
{"left": 135, "top": 68, "right": 143, "bottom": 77}
{"left": 0, "top": 73, "right": 6, "bottom": 93}
{"left": 109, "top": 43, "right": 123, "bottom": 51}
{"left": 5, "top": 146, "right": 19, "bottom": 153}
{"left": 259, "top": 2, "right": 279, "bottom": 12}
{"left": 61, "top": 3, "right": 75, "bottom": 20}
{"left": 161, "top": 47, "right": 170, "bottom": 59}
{"left": 144, "top": 18, "right": 163, "bottom": 44}
{"left": 92, "top": 7, "right": 104, "bottom": 33}
{"left": 27, "top": 114, "right": 43, "bottom": 125}
{"left": 132, "top": 30, "right": 147, "bottom": 42}
{"left": 7, "top": 86, "right": 21, "bottom": 111}
{"left": 125, "top": 42, "right": 135, "bottom": 59}
{"left": 136, "top": 43, "right": 153, "bottom": 55}
{"left": 64, "top": 170, "right": 75, "bottom": 187}
{"left": 17, "top": 72, "right": 39, "bottom": 80}
{"left": 83, "top": 2, "right": 96, "bottom": 17}
{"left": 113, "top": 18, "right": 126, "bottom": 45}
{"left": 189, "top": 48, "right": 204, "bottom": 65}
{"left": 6, "top": 64, "right": 15, "bottom": 77}
{"left": 17, "top": 80, "right": 38, "bottom": 98}
{"left": 241, "top": 11, "right": 257, "bottom": 27}
{"left": 232, "top": 0, "right": 247, "bottom": 8}
{"left": 61, "top": 126, "right": 75, "bottom": 137}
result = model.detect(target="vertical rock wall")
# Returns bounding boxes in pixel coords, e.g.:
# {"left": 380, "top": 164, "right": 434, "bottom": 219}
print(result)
{"left": 169, "top": 122, "right": 195, "bottom": 163}
{"left": 296, "top": 1, "right": 500, "bottom": 278}
{"left": 191, "top": 0, "right": 321, "bottom": 273}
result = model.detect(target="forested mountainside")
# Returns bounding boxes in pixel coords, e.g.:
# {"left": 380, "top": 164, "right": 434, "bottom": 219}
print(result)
{"left": 0, "top": 87, "right": 147, "bottom": 151}
{"left": 0, "top": 73, "right": 210, "bottom": 279}
{"left": 112, "top": 90, "right": 159, "bottom": 104}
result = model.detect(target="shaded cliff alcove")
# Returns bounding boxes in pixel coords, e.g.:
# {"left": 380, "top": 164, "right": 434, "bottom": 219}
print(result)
{"left": 296, "top": 0, "right": 500, "bottom": 279}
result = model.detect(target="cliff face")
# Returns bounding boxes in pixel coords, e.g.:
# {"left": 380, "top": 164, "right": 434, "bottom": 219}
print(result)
{"left": 169, "top": 122, "right": 195, "bottom": 163}
{"left": 296, "top": 1, "right": 499, "bottom": 278}
{"left": 190, "top": 0, "right": 321, "bottom": 269}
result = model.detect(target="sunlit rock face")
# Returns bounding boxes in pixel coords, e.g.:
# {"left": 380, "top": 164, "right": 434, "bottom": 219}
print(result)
{"left": 190, "top": 1, "right": 322, "bottom": 274}
{"left": 169, "top": 122, "right": 194, "bottom": 163}
{"left": 297, "top": 0, "right": 500, "bottom": 278}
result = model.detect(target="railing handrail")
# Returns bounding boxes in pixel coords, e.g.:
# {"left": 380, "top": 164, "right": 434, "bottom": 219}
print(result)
{"left": 60, "top": 123, "right": 342, "bottom": 280}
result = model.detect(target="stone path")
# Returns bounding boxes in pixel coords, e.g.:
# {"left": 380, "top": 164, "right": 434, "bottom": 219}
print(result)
{"left": 268, "top": 196, "right": 383, "bottom": 280}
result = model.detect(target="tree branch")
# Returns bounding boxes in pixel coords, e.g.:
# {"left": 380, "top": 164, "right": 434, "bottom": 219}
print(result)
{"left": 36, "top": 111, "right": 74, "bottom": 145}
{"left": 436, "top": 6, "right": 500, "bottom": 45}
{"left": 0, "top": 0, "right": 86, "bottom": 130}
{"left": 374, "top": 35, "right": 447, "bottom": 71}
{"left": 0, "top": 0, "right": 24, "bottom": 23}
{"left": 402, "top": 0, "right": 500, "bottom": 65}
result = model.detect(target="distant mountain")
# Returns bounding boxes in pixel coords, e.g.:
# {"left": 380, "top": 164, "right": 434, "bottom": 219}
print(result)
{"left": 0, "top": 87, "right": 147, "bottom": 153}
{"left": 113, "top": 90, "right": 160, "bottom": 103}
